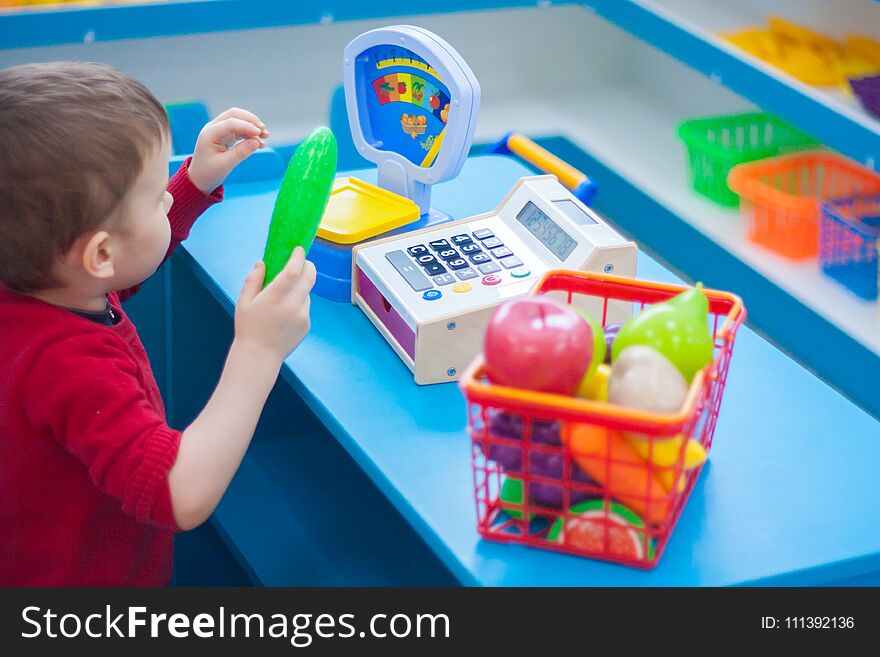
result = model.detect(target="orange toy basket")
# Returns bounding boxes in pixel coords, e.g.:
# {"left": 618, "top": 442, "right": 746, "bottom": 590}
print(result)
{"left": 727, "top": 150, "right": 880, "bottom": 259}
{"left": 460, "top": 271, "right": 746, "bottom": 569}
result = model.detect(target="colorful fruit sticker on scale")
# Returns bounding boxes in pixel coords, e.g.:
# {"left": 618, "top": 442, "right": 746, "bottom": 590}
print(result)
{"left": 262, "top": 126, "right": 338, "bottom": 286}
{"left": 547, "top": 500, "right": 655, "bottom": 561}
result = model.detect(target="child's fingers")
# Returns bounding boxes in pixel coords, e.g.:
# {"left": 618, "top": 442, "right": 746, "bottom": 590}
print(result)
{"left": 210, "top": 107, "right": 268, "bottom": 137}
{"left": 229, "top": 137, "right": 262, "bottom": 162}
{"left": 265, "top": 247, "right": 306, "bottom": 296}
{"left": 203, "top": 118, "right": 263, "bottom": 145}
{"left": 286, "top": 260, "right": 317, "bottom": 305}
{"left": 238, "top": 261, "right": 266, "bottom": 304}
{"left": 208, "top": 137, "right": 262, "bottom": 171}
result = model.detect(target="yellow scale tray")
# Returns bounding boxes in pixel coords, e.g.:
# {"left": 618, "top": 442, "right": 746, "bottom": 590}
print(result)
{"left": 317, "top": 177, "right": 421, "bottom": 245}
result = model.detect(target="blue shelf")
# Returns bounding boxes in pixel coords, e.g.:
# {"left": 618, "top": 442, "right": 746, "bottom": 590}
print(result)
{"left": 0, "top": 0, "right": 538, "bottom": 50}
{"left": 585, "top": 0, "right": 880, "bottom": 171}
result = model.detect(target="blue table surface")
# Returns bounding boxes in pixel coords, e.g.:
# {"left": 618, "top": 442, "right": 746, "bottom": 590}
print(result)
{"left": 180, "top": 155, "right": 880, "bottom": 586}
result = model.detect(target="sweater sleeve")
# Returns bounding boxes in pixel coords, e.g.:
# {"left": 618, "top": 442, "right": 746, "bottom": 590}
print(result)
{"left": 116, "top": 157, "right": 223, "bottom": 302}
{"left": 24, "top": 332, "right": 182, "bottom": 530}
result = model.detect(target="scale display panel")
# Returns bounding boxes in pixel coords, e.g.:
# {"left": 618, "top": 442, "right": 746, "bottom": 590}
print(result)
{"left": 358, "top": 44, "right": 452, "bottom": 169}
{"left": 344, "top": 25, "right": 480, "bottom": 215}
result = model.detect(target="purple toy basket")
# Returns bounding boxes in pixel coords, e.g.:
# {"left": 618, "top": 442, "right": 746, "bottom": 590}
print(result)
{"left": 819, "top": 194, "right": 880, "bottom": 300}
{"left": 850, "top": 75, "right": 880, "bottom": 120}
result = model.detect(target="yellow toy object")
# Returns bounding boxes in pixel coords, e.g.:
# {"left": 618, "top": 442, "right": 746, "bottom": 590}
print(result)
{"left": 768, "top": 16, "right": 845, "bottom": 57}
{"left": 623, "top": 434, "right": 706, "bottom": 493}
{"left": 780, "top": 47, "right": 842, "bottom": 86}
{"left": 577, "top": 363, "right": 610, "bottom": 401}
{"left": 724, "top": 29, "right": 784, "bottom": 63}
{"left": 721, "top": 18, "right": 880, "bottom": 88}
{"left": 626, "top": 433, "right": 707, "bottom": 470}
{"left": 318, "top": 177, "right": 420, "bottom": 245}
{"left": 847, "top": 35, "right": 880, "bottom": 68}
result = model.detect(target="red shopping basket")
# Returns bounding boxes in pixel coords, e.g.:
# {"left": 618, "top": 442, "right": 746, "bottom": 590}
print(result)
{"left": 460, "top": 271, "right": 746, "bottom": 569}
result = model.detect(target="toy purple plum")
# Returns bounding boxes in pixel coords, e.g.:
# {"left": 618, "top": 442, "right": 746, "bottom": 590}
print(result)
{"left": 485, "top": 411, "right": 599, "bottom": 509}
{"left": 603, "top": 323, "right": 622, "bottom": 364}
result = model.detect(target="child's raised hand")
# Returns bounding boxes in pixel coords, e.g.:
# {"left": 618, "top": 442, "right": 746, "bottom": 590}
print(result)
{"left": 233, "top": 247, "right": 316, "bottom": 367}
{"left": 187, "top": 107, "right": 270, "bottom": 193}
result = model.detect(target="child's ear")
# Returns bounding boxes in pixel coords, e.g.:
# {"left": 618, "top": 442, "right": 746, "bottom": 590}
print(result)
{"left": 79, "top": 230, "right": 115, "bottom": 280}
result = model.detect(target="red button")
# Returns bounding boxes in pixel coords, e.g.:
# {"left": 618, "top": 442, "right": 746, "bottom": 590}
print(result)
{"left": 482, "top": 275, "right": 501, "bottom": 286}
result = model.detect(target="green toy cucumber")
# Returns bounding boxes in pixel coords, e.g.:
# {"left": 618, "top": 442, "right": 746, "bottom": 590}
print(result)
{"left": 262, "top": 126, "right": 338, "bottom": 286}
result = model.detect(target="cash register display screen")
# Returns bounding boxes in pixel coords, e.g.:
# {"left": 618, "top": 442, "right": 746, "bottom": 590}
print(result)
{"left": 515, "top": 201, "right": 577, "bottom": 261}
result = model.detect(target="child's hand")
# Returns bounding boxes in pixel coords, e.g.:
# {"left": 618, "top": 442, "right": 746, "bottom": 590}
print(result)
{"left": 233, "top": 247, "right": 316, "bottom": 367}
{"left": 187, "top": 107, "right": 269, "bottom": 193}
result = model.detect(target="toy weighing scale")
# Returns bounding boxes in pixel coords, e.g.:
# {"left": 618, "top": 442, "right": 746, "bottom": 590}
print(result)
{"left": 353, "top": 176, "right": 638, "bottom": 384}
{"left": 309, "top": 25, "right": 481, "bottom": 301}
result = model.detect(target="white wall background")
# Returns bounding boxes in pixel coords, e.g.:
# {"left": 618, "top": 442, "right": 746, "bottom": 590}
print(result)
{"left": 0, "top": 1, "right": 874, "bottom": 146}
{"left": 0, "top": 6, "right": 626, "bottom": 143}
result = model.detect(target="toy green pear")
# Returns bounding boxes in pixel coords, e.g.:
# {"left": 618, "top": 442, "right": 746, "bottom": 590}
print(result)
{"left": 611, "top": 284, "right": 714, "bottom": 382}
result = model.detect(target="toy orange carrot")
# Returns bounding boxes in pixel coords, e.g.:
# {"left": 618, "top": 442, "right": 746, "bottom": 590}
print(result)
{"left": 564, "top": 423, "right": 672, "bottom": 524}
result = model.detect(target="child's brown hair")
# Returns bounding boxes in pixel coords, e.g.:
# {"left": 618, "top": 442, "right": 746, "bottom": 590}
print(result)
{"left": 0, "top": 62, "right": 170, "bottom": 293}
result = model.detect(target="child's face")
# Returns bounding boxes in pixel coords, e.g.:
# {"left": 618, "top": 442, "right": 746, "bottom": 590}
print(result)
{"left": 109, "top": 137, "right": 174, "bottom": 290}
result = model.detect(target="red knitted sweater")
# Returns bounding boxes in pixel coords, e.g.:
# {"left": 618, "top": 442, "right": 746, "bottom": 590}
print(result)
{"left": 0, "top": 158, "right": 222, "bottom": 586}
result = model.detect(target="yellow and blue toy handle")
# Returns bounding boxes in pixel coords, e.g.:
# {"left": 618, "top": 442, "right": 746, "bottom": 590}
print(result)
{"left": 486, "top": 132, "right": 598, "bottom": 205}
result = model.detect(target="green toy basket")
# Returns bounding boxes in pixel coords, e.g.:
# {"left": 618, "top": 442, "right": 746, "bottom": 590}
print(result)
{"left": 678, "top": 112, "right": 817, "bottom": 207}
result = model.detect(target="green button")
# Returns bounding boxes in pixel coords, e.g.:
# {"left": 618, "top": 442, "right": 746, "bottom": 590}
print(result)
{"left": 511, "top": 268, "right": 531, "bottom": 278}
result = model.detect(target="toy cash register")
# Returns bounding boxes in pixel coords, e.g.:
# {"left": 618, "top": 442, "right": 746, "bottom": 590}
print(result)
{"left": 353, "top": 176, "right": 637, "bottom": 384}
{"left": 309, "top": 25, "right": 480, "bottom": 301}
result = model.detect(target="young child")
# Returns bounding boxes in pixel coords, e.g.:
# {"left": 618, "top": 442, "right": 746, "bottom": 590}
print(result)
{"left": 0, "top": 62, "right": 316, "bottom": 585}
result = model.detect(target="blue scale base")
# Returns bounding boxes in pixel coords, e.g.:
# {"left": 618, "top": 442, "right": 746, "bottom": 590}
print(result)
{"left": 309, "top": 207, "right": 453, "bottom": 302}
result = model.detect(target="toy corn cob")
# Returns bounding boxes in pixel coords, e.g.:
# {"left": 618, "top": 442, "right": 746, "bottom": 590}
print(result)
{"left": 262, "top": 126, "right": 338, "bottom": 286}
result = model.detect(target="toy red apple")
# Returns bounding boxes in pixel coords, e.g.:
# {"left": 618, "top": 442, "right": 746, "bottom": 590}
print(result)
{"left": 429, "top": 94, "right": 440, "bottom": 109}
{"left": 484, "top": 297, "right": 594, "bottom": 395}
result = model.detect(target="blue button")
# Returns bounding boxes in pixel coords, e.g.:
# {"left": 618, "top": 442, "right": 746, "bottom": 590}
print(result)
{"left": 423, "top": 289, "right": 442, "bottom": 301}
{"left": 511, "top": 268, "right": 531, "bottom": 278}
